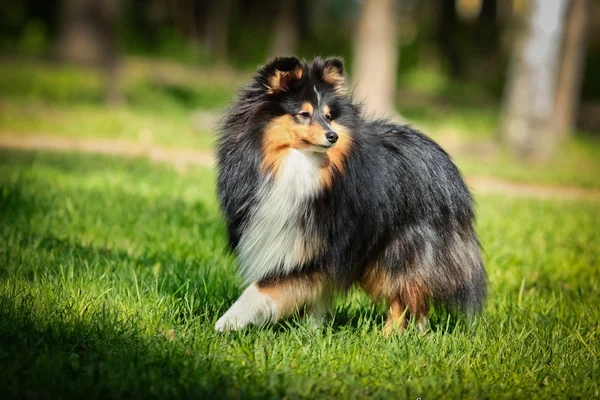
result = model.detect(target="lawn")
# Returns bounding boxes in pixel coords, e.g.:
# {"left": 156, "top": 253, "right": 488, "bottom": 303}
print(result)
{"left": 1, "top": 149, "right": 598, "bottom": 399}
{"left": 454, "top": 136, "right": 600, "bottom": 189}
{"left": 0, "top": 58, "right": 241, "bottom": 149}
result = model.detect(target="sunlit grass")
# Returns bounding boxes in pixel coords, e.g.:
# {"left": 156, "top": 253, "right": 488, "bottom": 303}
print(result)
{"left": 1, "top": 150, "right": 599, "bottom": 398}
{"left": 0, "top": 100, "right": 215, "bottom": 149}
{"left": 455, "top": 135, "right": 600, "bottom": 189}
{"left": 0, "top": 58, "right": 236, "bottom": 149}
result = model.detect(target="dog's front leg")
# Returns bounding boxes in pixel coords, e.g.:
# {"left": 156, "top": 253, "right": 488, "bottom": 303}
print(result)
{"left": 214, "top": 283, "right": 278, "bottom": 331}
{"left": 215, "top": 272, "right": 329, "bottom": 332}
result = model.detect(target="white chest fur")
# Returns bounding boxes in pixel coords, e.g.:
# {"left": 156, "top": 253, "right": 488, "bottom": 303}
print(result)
{"left": 237, "top": 149, "right": 323, "bottom": 283}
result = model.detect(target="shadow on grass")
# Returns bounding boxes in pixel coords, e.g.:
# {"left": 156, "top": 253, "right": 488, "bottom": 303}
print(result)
{"left": 0, "top": 291, "right": 291, "bottom": 399}
{"left": 262, "top": 297, "right": 475, "bottom": 337}
{"left": 0, "top": 160, "right": 287, "bottom": 397}
{"left": 329, "top": 302, "right": 473, "bottom": 335}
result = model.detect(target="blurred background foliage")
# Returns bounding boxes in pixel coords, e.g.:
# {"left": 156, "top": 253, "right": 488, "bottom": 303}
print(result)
{"left": 0, "top": 0, "right": 599, "bottom": 164}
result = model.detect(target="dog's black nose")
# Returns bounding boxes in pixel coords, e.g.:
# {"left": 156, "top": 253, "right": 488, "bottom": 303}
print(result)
{"left": 326, "top": 131, "right": 338, "bottom": 144}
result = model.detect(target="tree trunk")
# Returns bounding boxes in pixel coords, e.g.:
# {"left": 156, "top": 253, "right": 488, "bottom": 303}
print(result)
{"left": 352, "top": 0, "right": 400, "bottom": 120}
{"left": 499, "top": 0, "right": 569, "bottom": 160}
{"left": 58, "top": 0, "right": 122, "bottom": 106}
{"left": 170, "top": 0, "right": 201, "bottom": 43}
{"left": 437, "top": 0, "right": 462, "bottom": 79}
{"left": 553, "top": 0, "right": 589, "bottom": 134}
{"left": 269, "top": 0, "right": 299, "bottom": 58}
{"left": 57, "top": 0, "right": 102, "bottom": 64}
{"left": 95, "top": 0, "right": 122, "bottom": 106}
{"left": 204, "top": 0, "right": 233, "bottom": 62}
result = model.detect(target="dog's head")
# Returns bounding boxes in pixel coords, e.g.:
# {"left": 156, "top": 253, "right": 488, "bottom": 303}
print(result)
{"left": 251, "top": 57, "right": 356, "bottom": 159}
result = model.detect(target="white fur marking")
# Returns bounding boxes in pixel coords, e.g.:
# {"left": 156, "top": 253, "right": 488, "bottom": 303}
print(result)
{"left": 314, "top": 85, "right": 322, "bottom": 107}
{"left": 215, "top": 283, "right": 278, "bottom": 331}
{"left": 237, "top": 149, "right": 323, "bottom": 283}
{"left": 416, "top": 316, "right": 429, "bottom": 333}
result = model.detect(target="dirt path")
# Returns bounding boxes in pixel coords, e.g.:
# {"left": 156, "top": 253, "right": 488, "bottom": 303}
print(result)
{"left": 0, "top": 134, "right": 214, "bottom": 170}
{"left": 1, "top": 134, "right": 599, "bottom": 201}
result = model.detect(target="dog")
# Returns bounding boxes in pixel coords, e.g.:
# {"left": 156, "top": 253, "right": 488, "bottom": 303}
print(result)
{"left": 215, "top": 56, "right": 486, "bottom": 334}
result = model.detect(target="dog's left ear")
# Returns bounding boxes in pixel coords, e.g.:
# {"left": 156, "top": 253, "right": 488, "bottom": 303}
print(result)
{"left": 322, "top": 58, "right": 345, "bottom": 93}
{"left": 259, "top": 56, "right": 304, "bottom": 95}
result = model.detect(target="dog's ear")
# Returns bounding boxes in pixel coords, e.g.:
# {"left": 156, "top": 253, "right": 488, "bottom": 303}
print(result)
{"left": 322, "top": 58, "right": 345, "bottom": 93}
{"left": 259, "top": 56, "right": 304, "bottom": 94}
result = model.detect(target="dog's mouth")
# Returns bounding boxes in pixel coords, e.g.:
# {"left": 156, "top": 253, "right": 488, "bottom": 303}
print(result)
{"left": 302, "top": 140, "right": 335, "bottom": 153}
{"left": 313, "top": 144, "right": 334, "bottom": 153}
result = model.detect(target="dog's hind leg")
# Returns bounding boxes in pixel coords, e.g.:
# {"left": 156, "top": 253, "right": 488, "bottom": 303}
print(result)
{"left": 304, "top": 284, "right": 334, "bottom": 329}
{"left": 401, "top": 278, "right": 430, "bottom": 332}
{"left": 383, "top": 296, "right": 407, "bottom": 336}
{"left": 383, "top": 282, "right": 430, "bottom": 335}
{"left": 362, "top": 262, "right": 430, "bottom": 335}
{"left": 215, "top": 272, "right": 329, "bottom": 332}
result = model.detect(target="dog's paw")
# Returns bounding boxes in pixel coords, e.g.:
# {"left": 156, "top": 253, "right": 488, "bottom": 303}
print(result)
{"left": 214, "top": 283, "right": 280, "bottom": 332}
{"left": 304, "top": 312, "right": 328, "bottom": 330}
{"left": 416, "top": 316, "right": 429, "bottom": 333}
{"left": 215, "top": 313, "right": 248, "bottom": 332}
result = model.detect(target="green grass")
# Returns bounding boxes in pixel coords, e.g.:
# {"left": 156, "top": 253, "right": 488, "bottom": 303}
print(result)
{"left": 0, "top": 100, "right": 216, "bottom": 149}
{"left": 0, "top": 58, "right": 238, "bottom": 109}
{"left": 0, "top": 58, "right": 239, "bottom": 149}
{"left": 1, "top": 149, "right": 599, "bottom": 399}
{"left": 455, "top": 135, "right": 600, "bottom": 189}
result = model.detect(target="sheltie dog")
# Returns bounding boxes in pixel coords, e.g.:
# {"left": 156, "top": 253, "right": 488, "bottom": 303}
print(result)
{"left": 215, "top": 56, "right": 486, "bottom": 333}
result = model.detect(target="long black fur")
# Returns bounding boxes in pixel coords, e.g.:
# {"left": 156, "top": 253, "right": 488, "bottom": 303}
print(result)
{"left": 217, "top": 57, "right": 486, "bottom": 314}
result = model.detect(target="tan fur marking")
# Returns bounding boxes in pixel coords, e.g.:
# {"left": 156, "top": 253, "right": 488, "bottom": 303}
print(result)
{"left": 322, "top": 66, "right": 345, "bottom": 93}
{"left": 362, "top": 262, "right": 430, "bottom": 334}
{"left": 305, "top": 124, "right": 329, "bottom": 146}
{"left": 323, "top": 105, "right": 331, "bottom": 118}
{"left": 319, "top": 122, "right": 353, "bottom": 188}
{"left": 267, "top": 66, "right": 304, "bottom": 94}
{"left": 261, "top": 115, "right": 295, "bottom": 175}
{"left": 384, "top": 297, "right": 407, "bottom": 336}
{"left": 261, "top": 115, "right": 330, "bottom": 176}
{"left": 362, "top": 263, "right": 430, "bottom": 312}
{"left": 257, "top": 273, "right": 331, "bottom": 318}
{"left": 361, "top": 264, "right": 384, "bottom": 301}
{"left": 261, "top": 117, "right": 353, "bottom": 186}
{"left": 403, "top": 277, "right": 430, "bottom": 317}
{"left": 361, "top": 262, "right": 396, "bottom": 301}
{"left": 301, "top": 102, "right": 314, "bottom": 115}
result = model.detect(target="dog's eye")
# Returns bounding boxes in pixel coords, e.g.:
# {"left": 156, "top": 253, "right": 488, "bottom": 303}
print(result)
{"left": 325, "top": 114, "right": 333, "bottom": 122}
{"left": 297, "top": 111, "right": 311, "bottom": 120}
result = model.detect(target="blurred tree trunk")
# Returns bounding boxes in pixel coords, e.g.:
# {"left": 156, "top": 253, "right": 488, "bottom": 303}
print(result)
{"left": 58, "top": 0, "right": 99, "bottom": 64}
{"left": 499, "top": 0, "right": 568, "bottom": 160}
{"left": 553, "top": 0, "right": 589, "bottom": 134}
{"left": 269, "top": 0, "right": 299, "bottom": 57}
{"left": 352, "top": 0, "right": 400, "bottom": 120}
{"left": 437, "top": 0, "right": 462, "bottom": 79}
{"left": 95, "top": 0, "right": 122, "bottom": 106}
{"left": 58, "top": 0, "right": 122, "bottom": 106}
{"left": 170, "top": 0, "right": 201, "bottom": 43}
{"left": 204, "top": 0, "right": 233, "bottom": 62}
